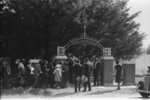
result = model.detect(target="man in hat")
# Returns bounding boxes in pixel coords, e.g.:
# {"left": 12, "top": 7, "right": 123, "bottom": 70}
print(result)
{"left": 73, "top": 59, "right": 83, "bottom": 92}
{"left": 115, "top": 60, "right": 122, "bottom": 90}
{"left": 18, "top": 59, "right": 25, "bottom": 87}
{"left": 83, "top": 58, "right": 93, "bottom": 92}
{"left": 93, "top": 58, "right": 101, "bottom": 86}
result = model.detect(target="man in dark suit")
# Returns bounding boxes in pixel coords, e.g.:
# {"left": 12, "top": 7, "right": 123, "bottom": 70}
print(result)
{"left": 115, "top": 61, "right": 122, "bottom": 90}
{"left": 68, "top": 59, "right": 74, "bottom": 84}
{"left": 83, "top": 58, "right": 92, "bottom": 91}
{"left": 93, "top": 58, "right": 101, "bottom": 86}
{"left": 73, "top": 60, "right": 83, "bottom": 92}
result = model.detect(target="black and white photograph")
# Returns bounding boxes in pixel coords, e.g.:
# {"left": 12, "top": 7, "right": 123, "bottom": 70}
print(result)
{"left": 0, "top": 0, "right": 150, "bottom": 100}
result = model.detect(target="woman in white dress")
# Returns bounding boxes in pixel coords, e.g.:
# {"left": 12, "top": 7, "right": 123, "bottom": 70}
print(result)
{"left": 53, "top": 64, "right": 62, "bottom": 88}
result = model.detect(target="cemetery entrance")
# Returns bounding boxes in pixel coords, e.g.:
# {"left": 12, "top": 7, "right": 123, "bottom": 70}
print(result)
{"left": 56, "top": 36, "right": 114, "bottom": 86}
{"left": 55, "top": 7, "right": 114, "bottom": 86}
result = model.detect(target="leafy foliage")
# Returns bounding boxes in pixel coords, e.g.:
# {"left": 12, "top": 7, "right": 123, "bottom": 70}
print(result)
{"left": 1, "top": 0, "right": 145, "bottom": 60}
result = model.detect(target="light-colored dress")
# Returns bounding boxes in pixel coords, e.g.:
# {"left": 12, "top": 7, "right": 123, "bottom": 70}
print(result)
{"left": 53, "top": 64, "right": 62, "bottom": 82}
{"left": 18, "top": 62, "right": 25, "bottom": 84}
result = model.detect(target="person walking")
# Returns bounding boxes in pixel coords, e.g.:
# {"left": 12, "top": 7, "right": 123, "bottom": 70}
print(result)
{"left": 115, "top": 60, "right": 122, "bottom": 90}
{"left": 40, "top": 60, "right": 48, "bottom": 88}
{"left": 68, "top": 59, "right": 74, "bottom": 84}
{"left": 18, "top": 59, "right": 25, "bottom": 87}
{"left": 83, "top": 58, "right": 92, "bottom": 92}
{"left": 48, "top": 59, "right": 55, "bottom": 88}
{"left": 62, "top": 62, "right": 69, "bottom": 88}
{"left": 33, "top": 60, "right": 41, "bottom": 88}
{"left": 93, "top": 58, "right": 101, "bottom": 86}
{"left": 25, "top": 60, "right": 31, "bottom": 88}
{"left": 53, "top": 63, "right": 62, "bottom": 88}
{"left": 73, "top": 60, "right": 83, "bottom": 92}
{"left": 27, "top": 61, "right": 35, "bottom": 87}
{"left": 1, "top": 59, "right": 11, "bottom": 89}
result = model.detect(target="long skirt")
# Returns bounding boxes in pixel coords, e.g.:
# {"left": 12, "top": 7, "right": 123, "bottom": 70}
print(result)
{"left": 54, "top": 74, "right": 61, "bottom": 82}
{"left": 115, "top": 75, "right": 121, "bottom": 83}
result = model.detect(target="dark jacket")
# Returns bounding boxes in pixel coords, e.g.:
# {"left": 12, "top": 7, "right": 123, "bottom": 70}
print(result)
{"left": 73, "top": 63, "right": 83, "bottom": 77}
{"left": 84, "top": 61, "right": 92, "bottom": 77}
{"left": 115, "top": 64, "right": 122, "bottom": 76}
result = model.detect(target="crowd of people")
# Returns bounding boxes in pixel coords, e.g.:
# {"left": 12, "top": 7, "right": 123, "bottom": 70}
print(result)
{"left": 0, "top": 56, "right": 103, "bottom": 92}
{"left": 0, "top": 56, "right": 125, "bottom": 92}
{"left": 68, "top": 57, "right": 103, "bottom": 92}
{"left": 1, "top": 58, "right": 55, "bottom": 89}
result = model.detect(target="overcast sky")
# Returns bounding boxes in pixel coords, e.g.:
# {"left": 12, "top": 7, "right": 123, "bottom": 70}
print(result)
{"left": 127, "top": 0, "right": 150, "bottom": 49}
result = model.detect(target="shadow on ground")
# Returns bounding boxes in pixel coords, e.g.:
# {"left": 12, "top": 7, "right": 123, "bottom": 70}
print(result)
{"left": 1, "top": 88, "right": 25, "bottom": 95}
{"left": 89, "top": 89, "right": 118, "bottom": 95}
{"left": 1, "top": 88, "right": 52, "bottom": 96}
{"left": 52, "top": 92, "right": 76, "bottom": 97}
{"left": 129, "top": 97, "right": 150, "bottom": 99}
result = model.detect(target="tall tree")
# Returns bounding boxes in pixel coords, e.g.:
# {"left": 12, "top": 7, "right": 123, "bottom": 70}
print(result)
{"left": 1, "top": 0, "right": 145, "bottom": 60}
{"left": 1, "top": 0, "right": 81, "bottom": 58}
{"left": 69, "top": 0, "right": 145, "bottom": 59}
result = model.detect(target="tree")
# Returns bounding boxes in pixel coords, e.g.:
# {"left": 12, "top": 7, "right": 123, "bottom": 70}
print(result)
{"left": 69, "top": 0, "right": 145, "bottom": 59}
{"left": 1, "top": 0, "right": 145, "bottom": 60}
{"left": 1, "top": 0, "right": 80, "bottom": 59}
{"left": 83, "top": 0, "right": 145, "bottom": 60}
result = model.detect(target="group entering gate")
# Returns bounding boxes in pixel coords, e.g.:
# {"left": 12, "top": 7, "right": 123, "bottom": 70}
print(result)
{"left": 56, "top": 35, "right": 114, "bottom": 86}
{"left": 55, "top": 7, "right": 114, "bottom": 86}
{"left": 55, "top": 6, "right": 135, "bottom": 86}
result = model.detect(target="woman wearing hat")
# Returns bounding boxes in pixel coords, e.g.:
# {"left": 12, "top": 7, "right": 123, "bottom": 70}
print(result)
{"left": 115, "top": 60, "right": 122, "bottom": 90}
{"left": 53, "top": 63, "right": 62, "bottom": 88}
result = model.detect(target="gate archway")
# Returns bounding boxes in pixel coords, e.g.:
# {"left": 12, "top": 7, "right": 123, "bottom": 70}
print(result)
{"left": 64, "top": 37, "right": 104, "bottom": 52}
{"left": 57, "top": 37, "right": 111, "bottom": 57}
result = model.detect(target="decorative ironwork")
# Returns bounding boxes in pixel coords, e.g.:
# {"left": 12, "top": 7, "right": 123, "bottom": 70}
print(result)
{"left": 57, "top": 6, "right": 112, "bottom": 56}
{"left": 65, "top": 37, "right": 104, "bottom": 50}
{"left": 64, "top": 7, "right": 105, "bottom": 52}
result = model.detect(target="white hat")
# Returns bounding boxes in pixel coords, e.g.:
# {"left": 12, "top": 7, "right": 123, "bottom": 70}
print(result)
{"left": 56, "top": 64, "right": 61, "bottom": 68}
